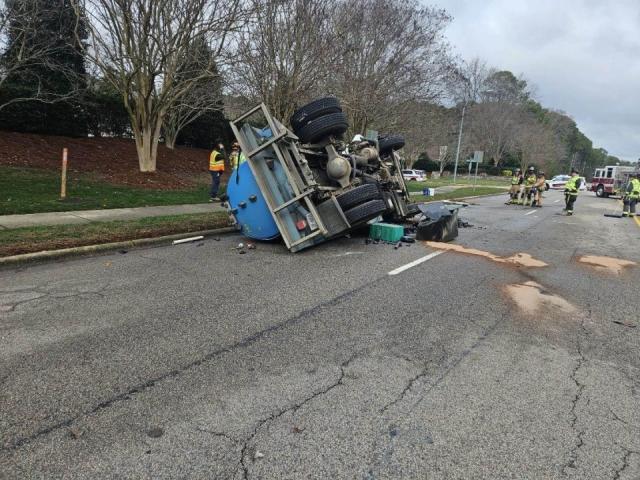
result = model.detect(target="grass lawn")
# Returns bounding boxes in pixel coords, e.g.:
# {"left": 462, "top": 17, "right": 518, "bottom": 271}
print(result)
{"left": 411, "top": 186, "right": 507, "bottom": 202}
{"left": 405, "top": 176, "right": 510, "bottom": 192}
{"left": 0, "top": 166, "right": 219, "bottom": 215}
{"left": 0, "top": 212, "right": 230, "bottom": 257}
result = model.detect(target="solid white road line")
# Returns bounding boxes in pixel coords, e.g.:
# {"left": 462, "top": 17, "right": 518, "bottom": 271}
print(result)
{"left": 388, "top": 251, "right": 443, "bottom": 276}
{"left": 525, "top": 209, "right": 537, "bottom": 216}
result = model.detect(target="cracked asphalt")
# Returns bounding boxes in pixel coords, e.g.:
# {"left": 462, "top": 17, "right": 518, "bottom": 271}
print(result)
{"left": 1, "top": 190, "right": 639, "bottom": 479}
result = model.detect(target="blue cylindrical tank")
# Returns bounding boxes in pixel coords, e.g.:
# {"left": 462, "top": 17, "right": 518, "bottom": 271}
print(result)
{"left": 227, "top": 162, "right": 280, "bottom": 241}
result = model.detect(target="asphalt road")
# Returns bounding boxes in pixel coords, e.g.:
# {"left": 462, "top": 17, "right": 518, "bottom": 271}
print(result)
{"left": 1, "top": 190, "right": 639, "bottom": 479}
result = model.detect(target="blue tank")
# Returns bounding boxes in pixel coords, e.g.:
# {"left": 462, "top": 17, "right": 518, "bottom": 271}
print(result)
{"left": 227, "top": 162, "right": 280, "bottom": 241}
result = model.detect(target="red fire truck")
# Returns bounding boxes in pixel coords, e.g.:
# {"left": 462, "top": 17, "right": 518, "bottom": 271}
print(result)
{"left": 591, "top": 165, "right": 637, "bottom": 198}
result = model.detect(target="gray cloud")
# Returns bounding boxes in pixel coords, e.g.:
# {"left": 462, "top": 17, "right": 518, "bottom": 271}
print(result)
{"left": 435, "top": 0, "right": 640, "bottom": 161}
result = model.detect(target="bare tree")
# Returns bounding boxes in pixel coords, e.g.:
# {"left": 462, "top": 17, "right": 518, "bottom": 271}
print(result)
{"left": 328, "top": 0, "right": 456, "bottom": 135}
{"left": 163, "top": 40, "right": 223, "bottom": 149}
{"left": 76, "top": 0, "right": 246, "bottom": 172}
{"left": 229, "top": 0, "right": 335, "bottom": 123}
{"left": 0, "top": 0, "right": 85, "bottom": 111}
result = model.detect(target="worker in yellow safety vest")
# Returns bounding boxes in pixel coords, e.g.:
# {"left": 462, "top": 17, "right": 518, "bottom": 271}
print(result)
{"left": 209, "top": 143, "right": 225, "bottom": 201}
{"left": 563, "top": 169, "right": 582, "bottom": 216}
{"left": 622, "top": 172, "right": 640, "bottom": 217}
{"left": 229, "top": 142, "right": 247, "bottom": 169}
{"left": 522, "top": 166, "right": 537, "bottom": 206}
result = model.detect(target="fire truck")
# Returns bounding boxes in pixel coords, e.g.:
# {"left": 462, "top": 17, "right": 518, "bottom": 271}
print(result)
{"left": 591, "top": 165, "right": 637, "bottom": 197}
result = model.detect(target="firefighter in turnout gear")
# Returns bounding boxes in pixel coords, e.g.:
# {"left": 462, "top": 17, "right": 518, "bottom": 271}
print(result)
{"left": 209, "top": 143, "right": 226, "bottom": 201}
{"left": 506, "top": 168, "right": 524, "bottom": 205}
{"left": 622, "top": 172, "right": 640, "bottom": 217}
{"left": 532, "top": 171, "right": 546, "bottom": 208}
{"left": 522, "top": 167, "right": 537, "bottom": 206}
{"left": 564, "top": 169, "right": 582, "bottom": 215}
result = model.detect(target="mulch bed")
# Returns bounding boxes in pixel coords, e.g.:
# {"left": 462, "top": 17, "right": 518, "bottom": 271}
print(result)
{"left": 0, "top": 131, "right": 215, "bottom": 189}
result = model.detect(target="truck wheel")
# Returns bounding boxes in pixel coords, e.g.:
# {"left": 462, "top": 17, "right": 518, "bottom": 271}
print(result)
{"left": 297, "top": 112, "right": 349, "bottom": 144}
{"left": 378, "top": 134, "right": 405, "bottom": 153}
{"left": 336, "top": 184, "right": 382, "bottom": 211}
{"left": 596, "top": 184, "right": 605, "bottom": 197}
{"left": 290, "top": 97, "right": 342, "bottom": 133}
{"left": 344, "top": 199, "right": 388, "bottom": 226}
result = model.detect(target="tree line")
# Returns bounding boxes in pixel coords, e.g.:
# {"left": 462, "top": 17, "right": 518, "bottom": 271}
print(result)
{"left": 0, "top": 0, "right": 624, "bottom": 175}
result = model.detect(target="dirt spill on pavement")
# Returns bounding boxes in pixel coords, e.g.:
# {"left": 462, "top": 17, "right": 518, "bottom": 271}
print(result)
{"left": 424, "top": 242, "right": 548, "bottom": 268}
{"left": 577, "top": 255, "right": 636, "bottom": 275}
{"left": 503, "top": 281, "right": 577, "bottom": 315}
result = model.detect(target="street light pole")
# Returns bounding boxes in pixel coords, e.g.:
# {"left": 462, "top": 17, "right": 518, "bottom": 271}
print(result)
{"left": 453, "top": 103, "right": 466, "bottom": 183}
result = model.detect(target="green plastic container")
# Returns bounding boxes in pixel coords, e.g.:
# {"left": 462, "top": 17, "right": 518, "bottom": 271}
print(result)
{"left": 369, "top": 222, "right": 404, "bottom": 242}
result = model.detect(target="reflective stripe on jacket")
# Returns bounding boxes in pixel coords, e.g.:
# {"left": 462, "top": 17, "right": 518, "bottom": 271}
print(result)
{"left": 209, "top": 150, "right": 225, "bottom": 171}
{"left": 524, "top": 174, "right": 536, "bottom": 187}
{"left": 628, "top": 178, "right": 640, "bottom": 199}
{"left": 231, "top": 152, "right": 247, "bottom": 169}
{"left": 511, "top": 175, "right": 521, "bottom": 185}
{"left": 565, "top": 175, "right": 580, "bottom": 195}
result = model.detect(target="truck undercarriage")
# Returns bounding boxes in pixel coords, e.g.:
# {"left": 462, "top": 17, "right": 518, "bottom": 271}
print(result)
{"left": 227, "top": 98, "right": 457, "bottom": 252}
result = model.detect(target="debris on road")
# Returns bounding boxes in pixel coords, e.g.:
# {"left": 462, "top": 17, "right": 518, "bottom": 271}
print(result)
{"left": 424, "top": 242, "right": 548, "bottom": 268}
{"left": 504, "top": 281, "right": 577, "bottom": 315}
{"left": 577, "top": 255, "right": 636, "bottom": 275}
{"left": 147, "top": 427, "right": 164, "bottom": 438}
{"left": 68, "top": 427, "right": 83, "bottom": 439}
{"left": 172, "top": 236, "right": 204, "bottom": 245}
{"left": 254, "top": 450, "right": 265, "bottom": 460}
{"left": 613, "top": 320, "right": 636, "bottom": 328}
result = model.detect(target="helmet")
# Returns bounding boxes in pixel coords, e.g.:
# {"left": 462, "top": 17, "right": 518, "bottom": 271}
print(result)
{"left": 538, "top": 171, "right": 545, "bottom": 176}
{"left": 352, "top": 134, "right": 365, "bottom": 143}
{"left": 231, "top": 142, "right": 240, "bottom": 150}
{"left": 571, "top": 168, "right": 579, "bottom": 174}
{"left": 515, "top": 168, "right": 521, "bottom": 172}
{"left": 528, "top": 166, "right": 535, "bottom": 172}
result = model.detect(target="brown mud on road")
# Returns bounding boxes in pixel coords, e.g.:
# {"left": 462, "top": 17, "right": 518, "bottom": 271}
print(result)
{"left": 424, "top": 242, "right": 548, "bottom": 268}
{"left": 503, "top": 281, "right": 577, "bottom": 315}
{"left": 577, "top": 255, "right": 636, "bottom": 275}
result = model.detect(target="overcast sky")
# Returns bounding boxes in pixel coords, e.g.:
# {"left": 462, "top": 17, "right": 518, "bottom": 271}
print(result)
{"left": 433, "top": 0, "right": 640, "bottom": 162}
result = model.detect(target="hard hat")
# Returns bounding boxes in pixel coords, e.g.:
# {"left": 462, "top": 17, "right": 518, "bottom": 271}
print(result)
{"left": 571, "top": 168, "right": 579, "bottom": 174}
{"left": 352, "top": 134, "right": 365, "bottom": 142}
{"left": 528, "top": 166, "right": 535, "bottom": 171}
{"left": 515, "top": 168, "right": 521, "bottom": 172}
{"left": 538, "top": 171, "right": 545, "bottom": 176}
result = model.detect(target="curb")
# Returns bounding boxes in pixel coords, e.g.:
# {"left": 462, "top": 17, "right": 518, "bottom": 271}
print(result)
{"left": 0, "top": 226, "right": 238, "bottom": 267}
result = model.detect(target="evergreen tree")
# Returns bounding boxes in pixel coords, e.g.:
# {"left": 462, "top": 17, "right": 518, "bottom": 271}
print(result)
{"left": 0, "top": 0, "right": 87, "bottom": 136}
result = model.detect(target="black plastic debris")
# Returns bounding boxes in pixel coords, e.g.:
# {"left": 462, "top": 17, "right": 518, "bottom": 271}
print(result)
{"left": 415, "top": 202, "right": 461, "bottom": 242}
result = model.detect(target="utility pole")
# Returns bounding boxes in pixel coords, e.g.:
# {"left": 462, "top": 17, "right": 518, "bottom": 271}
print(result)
{"left": 453, "top": 103, "right": 466, "bottom": 184}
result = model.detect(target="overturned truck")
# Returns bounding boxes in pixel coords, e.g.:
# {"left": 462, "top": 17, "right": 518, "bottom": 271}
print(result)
{"left": 227, "top": 97, "right": 457, "bottom": 252}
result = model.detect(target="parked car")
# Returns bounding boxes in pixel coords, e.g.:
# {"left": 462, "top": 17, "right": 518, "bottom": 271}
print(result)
{"left": 547, "top": 175, "right": 587, "bottom": 191}
{"left": 402, "top": 169, "right": 426, "bottom": 181}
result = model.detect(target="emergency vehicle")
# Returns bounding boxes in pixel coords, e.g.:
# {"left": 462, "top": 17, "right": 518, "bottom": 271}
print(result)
{"left": 591, "top": 165, "right": 636, "bottom": 198}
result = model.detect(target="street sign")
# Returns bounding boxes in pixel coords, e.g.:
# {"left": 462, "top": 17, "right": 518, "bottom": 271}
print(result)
{"left": 473, "top": 150, "right": 484, "bottom": 163}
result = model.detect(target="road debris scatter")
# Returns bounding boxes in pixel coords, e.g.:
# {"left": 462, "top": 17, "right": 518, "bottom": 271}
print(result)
{"left": 504, "top": 281, "right": 577, "bottom": 315}
{"left": 577, "top": 255, "right": 636, "bottom": 275}
{"left": 424, "top": 242, "right": 548, "bottom": 267}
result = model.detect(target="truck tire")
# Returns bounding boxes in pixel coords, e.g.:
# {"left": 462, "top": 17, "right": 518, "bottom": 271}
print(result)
{"left": 378, "top": 134, "right": 405, "bottom": 153}
{"left": 290, "top": 97, "right": 342, "bottom": 133}
{"left": 344, "top": 199, "right": 388, "bottom": 226}
{"left": 596, "top": 184, "right": 605, "bottom": 197}
{"left": 297, "top": 112, "right": 349, "bottom": 144}
{"left": 336, "top": 184, "right": 382, "bottom": 211}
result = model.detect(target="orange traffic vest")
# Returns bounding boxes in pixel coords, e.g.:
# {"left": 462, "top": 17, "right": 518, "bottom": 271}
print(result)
{"left": 209, "top": 150, "right": 225, "bottom": 172}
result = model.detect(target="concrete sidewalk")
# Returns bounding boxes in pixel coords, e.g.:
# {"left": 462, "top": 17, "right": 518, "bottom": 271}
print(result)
{"left": 0, "top": 203, "right": 226, "bottom": 229}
